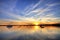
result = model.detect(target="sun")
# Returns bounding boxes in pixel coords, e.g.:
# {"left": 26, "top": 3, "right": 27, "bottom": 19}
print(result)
{"left": 33, "top": 21, "right": 40, "bottom": 26}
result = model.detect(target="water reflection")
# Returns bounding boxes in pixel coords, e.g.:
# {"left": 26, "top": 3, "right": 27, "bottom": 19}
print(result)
{"left": 0, "top": 26, "right": 60, "bottom": 40}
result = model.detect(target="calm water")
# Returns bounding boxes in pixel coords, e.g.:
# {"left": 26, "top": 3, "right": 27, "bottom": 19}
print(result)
{"left": 0, "top": 26, "right": 60, "bottom": 40}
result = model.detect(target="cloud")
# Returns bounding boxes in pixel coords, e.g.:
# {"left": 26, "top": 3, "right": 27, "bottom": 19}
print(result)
{"left": 24, "top": 0, "right": 43, "bottom": 16}
{"left": 46, "top": 3, "right": 60, "bottom": 7}
{"left": 24, "top": 1, "right": 59, "bottom": 17}
{"left": 0, "top": 0, "right": 60, "bottom": 22}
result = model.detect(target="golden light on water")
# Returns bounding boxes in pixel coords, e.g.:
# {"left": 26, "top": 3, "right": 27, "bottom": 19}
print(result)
{"left": 33, "top": 26, "right": 40, "bottom": 31}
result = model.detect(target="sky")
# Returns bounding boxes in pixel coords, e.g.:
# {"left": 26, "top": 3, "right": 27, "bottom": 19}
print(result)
{"left": 0, "top": 0, "right": 60, "bottom": 22}
{"left": 0, "top": 0, "right": 60, "bottom": 40}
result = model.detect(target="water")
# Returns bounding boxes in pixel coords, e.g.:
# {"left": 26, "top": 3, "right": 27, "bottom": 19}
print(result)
{"left": 0, "top": 26, "right": 60, "bottom": 40}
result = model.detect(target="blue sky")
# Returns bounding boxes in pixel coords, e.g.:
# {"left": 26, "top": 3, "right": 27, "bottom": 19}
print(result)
{"left": 0, "top": 0, "right": 60, "bottom": 22}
